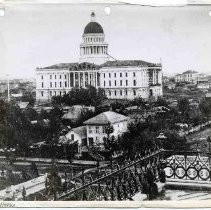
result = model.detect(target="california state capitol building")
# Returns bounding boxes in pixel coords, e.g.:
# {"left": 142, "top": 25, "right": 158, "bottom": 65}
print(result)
{"left": 35, "top": 12, "right": 163, "bottom": 102}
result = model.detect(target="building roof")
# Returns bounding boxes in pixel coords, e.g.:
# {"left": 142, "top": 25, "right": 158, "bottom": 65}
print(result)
{"left": 38, "top": 60, "right": 161, "bottom": 71}
{"left": 17, "top": 102, "right": 29, "bottom": 109}
{"left": 84, "top": 22, "right": 104, "bottom": 34}
{"left": 84, "top": 111, "right": 128, "bottom": 125}
{"left": 62, "top": 105, "right": 83, "bottom": 120}
{"left": 66, "top": 126, "right": 87, "bottom": 140}
{"left": 100, "top": 60, "right": 161, "bottom": 68}
{"left": 38, "top": 62, "right": 99, "bottom": 70}
{"left": 183, "top": 70, "right": 198, "bottom": 74}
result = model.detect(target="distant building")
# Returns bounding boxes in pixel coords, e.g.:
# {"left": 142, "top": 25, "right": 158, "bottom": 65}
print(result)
{"left": 36, "top": 12, "right": 163, "bottom": 102}
{"left": 175, "top": 70, "right": 198, "bottom": 83}
{"left": 175, "top": 70, "right": 209, "bottom": 84}
{"left": 197, "top": 83, "right": 210, "bottom": 90}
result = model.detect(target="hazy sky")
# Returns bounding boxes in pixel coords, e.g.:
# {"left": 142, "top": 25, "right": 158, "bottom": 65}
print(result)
{"left": 0, "top": 4, "right": 211, "bottom": 79}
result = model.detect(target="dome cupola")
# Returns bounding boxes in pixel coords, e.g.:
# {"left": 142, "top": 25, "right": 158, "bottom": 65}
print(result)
{"left": 84, "top": 12, "right": 104, "bottom": 34}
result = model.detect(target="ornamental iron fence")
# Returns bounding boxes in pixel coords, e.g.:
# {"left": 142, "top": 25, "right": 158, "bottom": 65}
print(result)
{"left": 57, "top": 149, "right": 166, "bottom": 201}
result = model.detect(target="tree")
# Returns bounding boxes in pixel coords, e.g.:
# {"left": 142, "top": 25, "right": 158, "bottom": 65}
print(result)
{"left": 51, "top": 96, "right": 63, "bottom": 107}
{"left": 21, "top": 92, "right": 35, "bottom": 106}
{"left": 45, "top": 161, "right": 62, "bottom": 200}
{"left": 58, "top": 86, "right": 106, "bottom": 107}
{"left": 23, "top": 108, "right": 38, "bottom": 121}
{"left": 155, "top": 97, "right": 169, "bottom": 107}
{"left": 177, "top": 98, "right": 190, "bottom": 123}
{"left": 103, "top": 122, "right": 114, "bottom": 164}
{"left": 178, "top": 98, "right": 190, "bottom": 114}
{"left": 199, "top": 99, "right": 211, "bottom": 119}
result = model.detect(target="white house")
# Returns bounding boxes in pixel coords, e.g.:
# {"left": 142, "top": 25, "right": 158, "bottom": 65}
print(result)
{"left": 83, "top": 111, "right": 128, "bottom": 148}
{"left": 64, "top": 126, "right": 87, "bottom": 154}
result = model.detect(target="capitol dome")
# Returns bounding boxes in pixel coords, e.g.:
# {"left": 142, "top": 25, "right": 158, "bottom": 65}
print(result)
{"left": 79, "top": 12, "right": 109, "bottom": 65}
{"left": 84, "top": 22, "right": 104, "bottom": 34}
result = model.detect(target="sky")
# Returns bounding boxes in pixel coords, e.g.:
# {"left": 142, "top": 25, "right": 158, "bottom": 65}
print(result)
{"left": 0, "top": 4, "right": 211, "bottom": 79}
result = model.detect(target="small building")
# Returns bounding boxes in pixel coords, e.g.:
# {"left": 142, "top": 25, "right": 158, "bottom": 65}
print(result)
{"left": 64, "top": 126, "right": 87, "bottom": 155}
{"left": 83, "top": 111, "right": 128, "bottom": 148}
{"left": 197, "top": 83, "right": 210, "bottom": 90}
{"left": 17, "top": 102, "right": 30, "bottom": 110}
{"left": 62, "top": 105, "right": 94, "bottom": 124}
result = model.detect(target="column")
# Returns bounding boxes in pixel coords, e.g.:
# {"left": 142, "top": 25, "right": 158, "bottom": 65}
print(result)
{"left": 73, "top": 72, "right": 76, "bottom": 87}
{"left": 78, "top": 72, "right": 80, "bottom": 87}
{"left": 95, "top": 72, "right": 97, "bottom": 87}
{"left": 83, "top": 72, "right": 85, "bottom": 88}
{"left": 88, "top": 73, "right": 90, "bottom": 86}
{"left": 67, "top": 73, "right": 69, "bottom": 87}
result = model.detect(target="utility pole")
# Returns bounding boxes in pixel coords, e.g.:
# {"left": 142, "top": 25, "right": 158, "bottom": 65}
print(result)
{"left": 7, "top": 74, "right": 10, "bottom": 102}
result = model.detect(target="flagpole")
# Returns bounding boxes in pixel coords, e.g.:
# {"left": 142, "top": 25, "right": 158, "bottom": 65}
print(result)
{"left": 7, "top": 74, "right": 10, "bottom": 102}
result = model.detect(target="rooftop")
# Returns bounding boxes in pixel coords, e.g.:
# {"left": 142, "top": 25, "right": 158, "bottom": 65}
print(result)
{"left": 37, "top": 60, "right": 161, "bottom": 70}
{"left": 62, "top": 105, "right": 83, "bottom": 120}
{"left": 83, "top": 111, "right": 128, "bottom": 125}
{"left": 183, "top": 70, "right": 198, "bottom": 74}
{"left": 66, "top": 126, "right": 87, "bottom": 140}
{"left": 37, "top": 62, "right": 99, "bottom": 70}
{"left": 100, "top": 60, "right": 161, "bottom": 68}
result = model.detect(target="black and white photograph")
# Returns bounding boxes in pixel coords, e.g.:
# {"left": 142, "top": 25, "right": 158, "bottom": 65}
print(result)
{"left": 0, "top": 0, "right": 211, "bottom": 204}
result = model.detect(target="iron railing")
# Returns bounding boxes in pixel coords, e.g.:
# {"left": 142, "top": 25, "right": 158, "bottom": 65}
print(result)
{"left": 57, "top": 149, "right": 166, "bottom": 201}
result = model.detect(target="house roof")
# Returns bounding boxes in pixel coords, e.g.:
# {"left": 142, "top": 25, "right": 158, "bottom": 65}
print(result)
{"left": 17, "top": 102, "right": 29, "bottom": 109}
{"left": 66, "top": 126, "right": 87, "bottom": 140}
{"left": 62, "top": 105, "right": 83, "bottom": 120}
{"left": 84, "top": 111, "right": 128, "bottom": 125}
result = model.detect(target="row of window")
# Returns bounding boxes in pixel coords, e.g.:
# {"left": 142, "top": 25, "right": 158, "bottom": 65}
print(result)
{"left": 104, "top": 72, "right": 136, "bottom": 78}
{"left": 41, "top": 75, "right": 67, "bottom": 80}
{"left": 84, "top": 37, "right": 103, "bottom": 43}
{"left": 107, "top": 89, "right": 136, "bottom": 96}
{"left": 49, "top": 81, "right": 67, "bottom": 88}
{"left": 88, "top": 126, "right": 106, "bottom": 134}
{"left": 40, "top": 90, "right": 67, "bottom": 97}
{"left": 104, "top": 80, "right": 136, "bottom": 87}
{"left": 42, "top": 81, "right": 68, "bottom": 88}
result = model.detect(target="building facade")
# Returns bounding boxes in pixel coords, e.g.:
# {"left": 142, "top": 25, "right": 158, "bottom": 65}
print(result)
{"left": 175, "top": 70, "right": 198, "bottom": 83}
{"left": 99, "top": 61, "right": 162, "bottom": 100}
{"left": 36, "top": 12, "right": 163, "bottom": 102}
